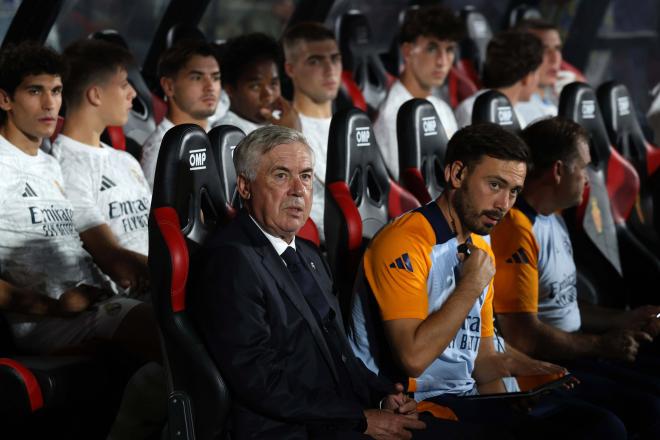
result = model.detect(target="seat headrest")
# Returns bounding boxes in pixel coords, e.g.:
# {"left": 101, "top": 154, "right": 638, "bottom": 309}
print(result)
{"left": 558, "top": 82, "right": 611, "bottom": 168}
{"left": 166, "top": 24, "right": 206, "bottom": 49}
{"left": 336, "top": 10, "right": 374, "bottom": 70}
{"left": 472, "top": 90, "right": 522, "bottom": 131}
{"left": 460, "top": 7, "right": 492, "bottom": 70}
{"left": 327, "top": 108, "right": 391, "bottom": 237}
{"left": 89, "top": 29, "right": 128, "bottom": 48}
{"left": 396, "top": 98, "right": 448, "bottom": 194}
{"left": 207, "top": 125, "right": 245, "bottom": 222}
{"left": 151, "top": 124, "right": 225, "bottom": 246}
{"left": 508, "top": 5, "right": 542, "bottom": 28}
{"left": 597, "top": 81, "right": 641, "bottom": 142}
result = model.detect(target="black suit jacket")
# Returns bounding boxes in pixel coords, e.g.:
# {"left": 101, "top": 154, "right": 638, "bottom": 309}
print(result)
{"left": 190, "top": 212, "right": 392, "bottom": 439}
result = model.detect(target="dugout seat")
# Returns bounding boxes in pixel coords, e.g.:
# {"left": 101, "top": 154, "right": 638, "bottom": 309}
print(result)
{"left": 149, "top": 124, "right": 231, "bottom": 440}
{"left": 336, "top": 10, "right": 395, "bottom": 116}
{"left": 325, "top": 108, "right": 420, "bottom": 319}
{"left": 559, "top": 82, "right": 660, "bottom": 306}
{"left": 396, "top": 98, "right": 449, "bottom": 204}
{"left": 472, "top": 90, "right": 523, "bottom": 132}
{"left": 458, "top": 6, "right": 492, "bottom": 88}
{"left": 597, "top": 81, "right": 660, "bottom": 253}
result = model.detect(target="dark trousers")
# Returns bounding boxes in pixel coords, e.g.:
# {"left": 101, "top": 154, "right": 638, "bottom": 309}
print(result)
{"left": 425, "top": 391, "right": 627, "bottom": 440}
{"left": 319, "top": 413, "right": 510, "bottom": 440}
{"left": 562, "top": 359, "right": 660, "bottom": 439}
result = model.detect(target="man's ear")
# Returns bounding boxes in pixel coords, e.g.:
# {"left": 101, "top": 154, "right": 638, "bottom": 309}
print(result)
{"left": 552, "top": 160, "right": 563, "bottom": 184}
{"left": 224, "top": 83, "right": 236, "bottom": 100}
{"left": 86, "top": 85, "right": 102, "bottom": 107}
{"left": 401, "top": 42, "right": 413, "bottom": 63}
{"left": 445, "top": 161, "right": 466, "bottom": 189}
{"left": 284, "top": 61, "right": 295, "bottom": 79}
{"left": 237, "top": 174, "right": 251, "bottom": 200}
{"left": 160, "top": 77, "right": 174, "bottom": 99}
{"left": 0, "top": 89, "right": 12, "bottom": 112}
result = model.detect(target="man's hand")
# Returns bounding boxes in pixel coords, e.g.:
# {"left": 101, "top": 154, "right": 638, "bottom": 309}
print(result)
{"left": 107, "top": 251, "right": 149, "bottom": 296}
{"left": 259, "top": 96, "right": 301, "bottom": 131}
{"left": 617, "top": 305, "right": 660, "bottom": 338}
{"left": 458, "top": 244, "right": 495, "bottom": 295}
{"left": 363, "top": 409, "right": 426, "bottom": 440}
{"left": 597, "top": 328, "right": 653, "bottom": 362}
{"left": 58, "top": 284, "right": 108, "bottom": 315}
{"left": 381, "top": 383, "right": 418, "bottom": 418}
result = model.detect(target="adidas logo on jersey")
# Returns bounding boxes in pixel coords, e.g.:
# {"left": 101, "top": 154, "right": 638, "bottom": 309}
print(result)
{"left": 22, "top": 182, "right": 37, "bottom": 197}
{"left": 100, "top": 175, "right": 117, "bottom": 191}
{"left": 506, "top": 247, "right": 530, "bottom": 264}
{"left": 389, "top": 253, "right": 413, "bottom": 272}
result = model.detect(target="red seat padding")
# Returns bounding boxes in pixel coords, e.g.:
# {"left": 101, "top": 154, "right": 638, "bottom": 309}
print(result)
{"left": 0, "top": 358, "right": 44, "bottom": 412}
{"left": 606, "top": 147, "right": 640, "bottom": 225}
{"left": 152, "top": 94, "right": 167, "bottom": 125}
{"left": 153, "top": 207, "right": 189, "bottom": 313}
{"left": 106, "top": 126, "right": 126, "bottom": 151}
{"left": 327, "top": 181, "right": 363, "bottom": 252}
{"left": 448, "top": 65, "right": 480, "bottom": 109}
{"left": 341, "top": 71, "right": 367, "bottom": 112}
{"left": 400, "top": 168, "right": 432, "bottom": 205}
{"left": 388, "top": 180, "right": 422, "bottom": 217}
{"left": 297, "top": 218, "right": 321, "bottom": 247}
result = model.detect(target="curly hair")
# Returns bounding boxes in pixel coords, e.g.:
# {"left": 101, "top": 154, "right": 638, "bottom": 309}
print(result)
{"left": 400, "top": 5, "right": 465, "bottom": 44}
{"left": 0, "top": 41, "right": 65, "bottom": 124}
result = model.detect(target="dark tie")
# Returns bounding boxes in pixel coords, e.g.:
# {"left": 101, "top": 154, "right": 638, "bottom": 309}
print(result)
{"left": 281, "top": 247, "right": 332, "bottom": 322}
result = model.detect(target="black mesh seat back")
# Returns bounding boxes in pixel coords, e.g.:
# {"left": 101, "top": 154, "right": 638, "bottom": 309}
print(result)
{"left": 396, "top": 98, "right": 448, "bottom": 200}
{"left": 90, "top": 30, "right": 156, "bottom": 146}
{"left": 336, "top": 10, "right": 390, "bottom": 112}
{"left": 207, "top": 125, "right": 245, "bottom": 224}
{"left": 327, "top": 108, "right": 391, "bottom": 239}
{"left": 151, "top": 124, "right": 226, "bottom": 247}
{"left": 598, "top": 81, "right": 660, "bottom": 248}
{"left": 558, "top": 82, "right": 612, "bottom": 171}
{"left": 472, "top": 90, "right": 522, "bottom": 132}
{"left": 598, "top": 82, "right": 649, "bottom": 179}
{"left": 149, "top": 124, "right": 230, "bottom": 439}
{"left": 459, "top": 7, "right": 493, "bottom": 75}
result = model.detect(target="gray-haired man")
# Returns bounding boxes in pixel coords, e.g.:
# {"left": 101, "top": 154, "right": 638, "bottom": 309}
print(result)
{"left": 189, "top": 126, "right": 485, "bottom": 439}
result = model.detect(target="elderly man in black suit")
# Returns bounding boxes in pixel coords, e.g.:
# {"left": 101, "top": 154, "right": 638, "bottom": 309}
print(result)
{"left": 190, "top": 125, "right": 487, "bottom": 439}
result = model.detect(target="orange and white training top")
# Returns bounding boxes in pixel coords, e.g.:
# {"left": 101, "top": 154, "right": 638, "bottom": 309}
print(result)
{"left": 349, "top": 201, "right": 494, "bottom": 401}
{"left": 491, "top": 198, "right": 580, "bottom": 332}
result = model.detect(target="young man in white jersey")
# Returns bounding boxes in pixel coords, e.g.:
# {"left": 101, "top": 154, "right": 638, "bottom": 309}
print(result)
{"left": 0, "top": 42, "right": 159, "bottom": 362}
{"left": 282, "top": 22, "right": 342, "bottom": 242}
{"left": 54, "top": 39, "right": 150, "bottom": 297}
{"left": 454, "top": 31, "right": 543, "bottom": 129}
{"left": 514, "top": 19, "right": 564, "bottom": 123}
{"left": 491, "top": 117, "right": 660, "bottom": 438}
{"left": 141, "top": 40, "right": 221, "bottom": 188}
{"left": 373, "top": 5, "right": 461, "bottom": 180}
{"left": 350, "top": 123, "right": 627, "bottom": 438}
{"left": 214, "top": 33, "right": 300, "bottom": 134}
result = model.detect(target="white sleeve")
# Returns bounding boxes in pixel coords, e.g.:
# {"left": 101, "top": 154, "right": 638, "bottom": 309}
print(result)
{"left": 140, "top": 134, "right": 160, "bottom": 189}
{"left": 373, "top": 106, "right": 399, "bottom": 180}
{"left": 454, "top": 99, "right": 473, "bottom": 128}
{"left": 59, "top": 156, "right": 105, "bottom": 233}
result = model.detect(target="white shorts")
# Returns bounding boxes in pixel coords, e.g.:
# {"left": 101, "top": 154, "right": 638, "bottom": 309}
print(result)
{"left": 11, "top": 296, "right": 143, "bottom": 354}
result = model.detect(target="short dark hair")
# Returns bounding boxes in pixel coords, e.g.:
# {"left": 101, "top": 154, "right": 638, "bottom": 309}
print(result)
{"left": 445, "top": 123, "right": 530, "bottom": 172}
{"left": 521, "top": 117, "right": 589, "bottom": 179}
{"left": 482, "top": 31, "right": 543, "bottom": 88}
{"left": 62, "top": 39, "right": 134, "bottom": 110}
{"left": 0, "top": 42, "right": 65, "bottom": 124}
{"left": 282, "top": 21, "right": 335, "bottom": 58}
{"left": 221, "top": 33, "right": 281, "bottom": 88}
{"left": 157, "top": 39, "right": 218, "bottom": 79}
{"left": 516, "top": 18, "right": 559, "bottom": 33}
{"left": 400, "top": 5, "right": 465, "bottom": 44}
